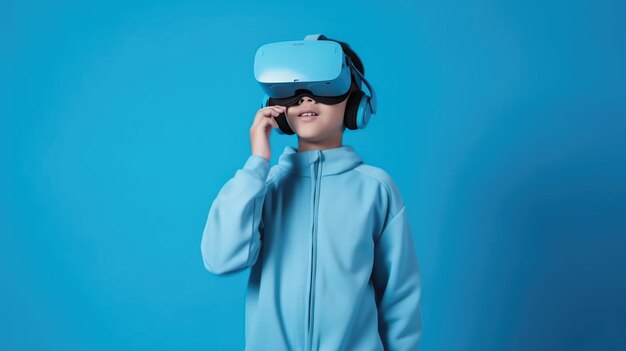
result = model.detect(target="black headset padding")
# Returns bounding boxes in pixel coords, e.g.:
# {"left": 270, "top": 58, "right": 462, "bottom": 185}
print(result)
{"left": 274, "top": 112, "right": 296, "bottom": 135}
{"left": 275, "top": 89, "right": 363, "bottom": 134}
{"left": 344, "top": 90, "right": 364, "bottom": 130}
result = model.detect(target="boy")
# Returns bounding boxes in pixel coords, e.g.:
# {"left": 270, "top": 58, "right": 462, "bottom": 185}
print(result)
{"left": 200, "top": 37, "right": 422, "bottom": 350}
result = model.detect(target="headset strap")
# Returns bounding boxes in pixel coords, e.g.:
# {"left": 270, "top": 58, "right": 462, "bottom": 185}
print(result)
{"left": 304, "top": 34, "right": 377, "bottom": 114}
{"left": 304, "top": 34, "right": 324, "bottom": 40}
{"left": 346, "top": 56, "right": 377, "bottom": 114}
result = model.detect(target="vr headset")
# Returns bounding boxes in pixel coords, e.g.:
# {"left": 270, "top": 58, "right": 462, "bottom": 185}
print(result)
{"left": 253, "top": 34, "right": 377, "bottom": 135}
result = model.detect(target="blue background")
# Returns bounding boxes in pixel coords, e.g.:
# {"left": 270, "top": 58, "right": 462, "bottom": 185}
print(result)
{"left": 3, "top": 0, "right": 625, "bottom": 350}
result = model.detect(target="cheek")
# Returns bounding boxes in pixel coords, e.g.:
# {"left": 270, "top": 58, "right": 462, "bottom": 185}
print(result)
{"left": 285, "top": 109, "right": 296, "bottom": 119}
{"left": 325, "top": 106, "right": 347, "bottom": 123}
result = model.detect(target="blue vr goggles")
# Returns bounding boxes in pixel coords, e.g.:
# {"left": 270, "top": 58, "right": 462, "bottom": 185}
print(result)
{"left": 254, "top": 34, "right": 377, "bottom": 135}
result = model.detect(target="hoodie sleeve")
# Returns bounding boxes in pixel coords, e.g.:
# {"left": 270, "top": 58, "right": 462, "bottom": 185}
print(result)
{"left": 372, "top": 204, "right": 423, "bottom": 350}
{"left": 200, "top": 154, "right": 270, "bottom": 275}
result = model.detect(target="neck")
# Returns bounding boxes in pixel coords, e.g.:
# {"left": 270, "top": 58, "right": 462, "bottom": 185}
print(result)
{"left": 297, "top": 137, "right": 343, "bottom": 152}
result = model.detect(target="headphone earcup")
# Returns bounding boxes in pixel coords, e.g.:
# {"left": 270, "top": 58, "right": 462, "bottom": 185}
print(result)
{"left": 344, "top": 90, "right": 364, "bottom": 130}
{"left": 355, "top": 95, "right": 373, "bottom": 129}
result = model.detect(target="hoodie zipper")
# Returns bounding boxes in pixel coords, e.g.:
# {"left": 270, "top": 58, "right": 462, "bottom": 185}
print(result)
{"left": 305, "top": 151, "right": 323, "bottom": 351}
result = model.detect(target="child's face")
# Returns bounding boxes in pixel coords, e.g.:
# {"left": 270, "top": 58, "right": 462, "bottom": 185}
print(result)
{"left": 284, "top": 95, "right": 349, "bottom": 142}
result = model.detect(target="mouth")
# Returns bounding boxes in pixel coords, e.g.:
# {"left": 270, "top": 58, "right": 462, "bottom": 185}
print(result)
{"left": 299, "top": 113, "right": 319, "bottom": 121}
{"left": 298, "top": 111, "right": 319, "bottom": 121}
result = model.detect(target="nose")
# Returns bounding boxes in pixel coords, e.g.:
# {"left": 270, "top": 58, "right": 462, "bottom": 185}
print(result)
{"left": 297, "top": 96, "right": 317, "bottom": 105}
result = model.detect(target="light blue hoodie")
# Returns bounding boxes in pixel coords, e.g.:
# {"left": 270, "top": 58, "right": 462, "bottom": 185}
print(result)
{"left": 200, "top": 145, "right": 422, "bottom": 350}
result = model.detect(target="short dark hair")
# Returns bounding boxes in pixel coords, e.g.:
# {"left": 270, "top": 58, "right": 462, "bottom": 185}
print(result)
{"left": 318, "top": 35, "right": 362, "bottom": 129}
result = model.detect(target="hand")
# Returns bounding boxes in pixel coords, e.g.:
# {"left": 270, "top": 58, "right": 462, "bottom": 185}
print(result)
{"left": 250, "top": 105, "right": 285, "bottom": 161}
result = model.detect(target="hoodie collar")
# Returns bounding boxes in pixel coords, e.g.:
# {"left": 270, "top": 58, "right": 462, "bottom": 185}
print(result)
{"left": 278, "top": 144, "right": 363, "bottom": 177}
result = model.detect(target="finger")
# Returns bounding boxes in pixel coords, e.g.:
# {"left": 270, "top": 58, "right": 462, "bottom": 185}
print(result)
{"left": 254, "top": 106, "right": 280, "bottom": 118}
{"left": 253, "top": 112, "right": 280, "bottom": 131}
{"left": 258, "top": 108, "right": 282, "bottom": 122}
{"left": 270, "top": 117, "right": 279, "bottom": 128}
{"left": 267, "top": 108, "right": 283, "bottom": 115}
{"left": 253, "top": 108, "right": 280, "bottom": 126}
{"left": 263, "top": 114, "right": 280, "bottom": 128}
{"left": 264, "top": 111, "right": 284, "bottom": 123}
{"left": 265, "top": 106, "right": 285, "bottom": 116}
{"left": 264, "top": 105, "right": 284, "bottom": 111}
{"left": 269, "top": 105, "right": 287, "bottom": 114}
{"left": 253, "top": 106, "right": 286, "bottom": 128}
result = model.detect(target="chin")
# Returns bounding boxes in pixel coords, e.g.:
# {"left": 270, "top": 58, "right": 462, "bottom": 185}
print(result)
{"left": 295, "top": 132, "right": 324, "bottom": 140}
